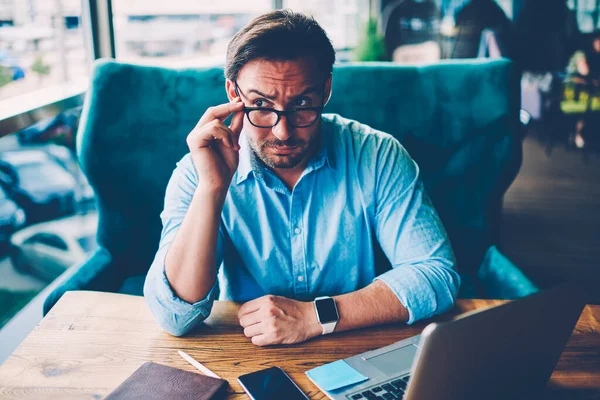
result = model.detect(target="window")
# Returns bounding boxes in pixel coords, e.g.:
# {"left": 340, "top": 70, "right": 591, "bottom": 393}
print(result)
{"left": 111, "top": 0, "right": 372, "bottom": 66}
{"left": 282, "top": 0, "right": 371, "bottom": 61}
{"left": 0, "top": 0, "right": 92, "bottom": 112}
{"left": 112, "top": 1, "right": 273, "bottom": 67}
{"left": 0, "top": 106, "right": 94, "bottom": 333}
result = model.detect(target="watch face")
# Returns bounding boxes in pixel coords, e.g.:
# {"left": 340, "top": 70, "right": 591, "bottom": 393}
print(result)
{"left": 315, "top": 298, "right": 339, "bottom": 324}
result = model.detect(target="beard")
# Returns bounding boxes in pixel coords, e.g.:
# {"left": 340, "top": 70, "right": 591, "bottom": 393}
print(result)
{"left": 248, "top": 131, "right": 320, "bottom": 169}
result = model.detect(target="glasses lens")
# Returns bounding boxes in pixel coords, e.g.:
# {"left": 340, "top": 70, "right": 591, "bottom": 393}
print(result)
{"left": 289, "top": 109, "right": 319, "bottom": 127}
{"left": 248, "top": 109, "right": 278, "bottom": 127}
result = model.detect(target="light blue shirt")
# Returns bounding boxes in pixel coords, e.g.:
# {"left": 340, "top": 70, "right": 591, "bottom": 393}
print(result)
{"left": 144, "top": 114, "right": 460, "bottom": 336}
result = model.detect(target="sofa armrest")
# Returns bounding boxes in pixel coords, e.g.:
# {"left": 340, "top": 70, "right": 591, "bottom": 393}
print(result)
{"left": 477, "top": 245, "right": 539, "bottom": 299}
{"left": 43, "top": 247, "right": 114, "bottom": 315}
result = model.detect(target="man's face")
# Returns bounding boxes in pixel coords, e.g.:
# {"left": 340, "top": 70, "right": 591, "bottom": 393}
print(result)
{"left": 227, "top": 58, "right": 331, "bottom": 170}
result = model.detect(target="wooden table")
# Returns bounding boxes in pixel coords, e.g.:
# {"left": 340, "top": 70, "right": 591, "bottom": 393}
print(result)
{"left": 0, "top": 291, "right": 598, "bottom": 399}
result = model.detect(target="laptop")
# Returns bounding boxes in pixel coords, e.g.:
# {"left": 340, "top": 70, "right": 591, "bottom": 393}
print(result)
{"left": 307, "top": 284, "right": 586, "bottom": 400}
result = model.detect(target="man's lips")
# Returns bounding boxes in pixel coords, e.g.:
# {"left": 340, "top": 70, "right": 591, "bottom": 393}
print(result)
{"left": 270, "top": 145, "right": 298, "bottom": 154}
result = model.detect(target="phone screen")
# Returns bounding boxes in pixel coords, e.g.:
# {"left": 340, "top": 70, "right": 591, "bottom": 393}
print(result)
{"left": 238, "top": 366, "right": 309, "bottom": 400}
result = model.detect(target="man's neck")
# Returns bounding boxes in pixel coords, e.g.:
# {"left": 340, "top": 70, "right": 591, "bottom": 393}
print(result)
{"left": 270, "top": 163, "right": 308, "bottom": 192}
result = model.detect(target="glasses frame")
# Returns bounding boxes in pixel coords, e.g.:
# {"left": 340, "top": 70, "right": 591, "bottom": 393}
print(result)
{"left": 234, "top": 81, "right": 324, "bottom": 128}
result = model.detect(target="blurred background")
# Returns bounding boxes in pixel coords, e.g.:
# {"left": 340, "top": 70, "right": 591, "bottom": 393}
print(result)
{"left": 0, "top": 0, "right": 598, "bottom": 361}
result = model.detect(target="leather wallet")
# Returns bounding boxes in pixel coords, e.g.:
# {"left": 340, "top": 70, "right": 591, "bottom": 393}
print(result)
{"left": 105, "top": 361, "right": 228, "bottom": 400}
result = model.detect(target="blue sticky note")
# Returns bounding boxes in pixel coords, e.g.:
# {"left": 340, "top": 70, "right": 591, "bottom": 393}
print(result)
{"left": 306, "top": 360, "right": 369, "bottom": 391}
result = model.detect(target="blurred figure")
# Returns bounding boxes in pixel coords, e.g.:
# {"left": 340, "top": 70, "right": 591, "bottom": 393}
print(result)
{"left": 512, "top": 0, "right": 580, "bottom": 72}
{"left": 568, "top": 30, "right": 600, "bottom": 148}
{"left": 575, "top": 31, "right": 600, "bottom": 83}
{"left": 514, "top": 0, "right": 580, "bottom": 148}
{"left": 452, "top": 0, "right": 511, "bottom": 59}
{"left": 382, "top": 0, "right": 441, "bottom": 64}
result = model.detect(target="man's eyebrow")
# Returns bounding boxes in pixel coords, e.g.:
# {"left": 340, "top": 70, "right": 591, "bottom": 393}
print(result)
{"left": 293, "top": 86, "right": 321, "bottom": 98}
{"left": 246, "top": 89, "right": 277, "bottom": 100}
{"left": 245, "top": 86, "right": 321, "bottom": 100}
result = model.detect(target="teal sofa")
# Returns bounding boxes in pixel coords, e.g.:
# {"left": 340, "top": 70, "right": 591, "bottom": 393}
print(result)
{"left": 43, "top": 58, "right": 537, "bottom": 314}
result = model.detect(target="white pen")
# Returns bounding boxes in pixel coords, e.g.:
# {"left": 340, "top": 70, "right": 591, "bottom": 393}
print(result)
{"left": 178, "top": 350, "right": 222, "bottom": 379}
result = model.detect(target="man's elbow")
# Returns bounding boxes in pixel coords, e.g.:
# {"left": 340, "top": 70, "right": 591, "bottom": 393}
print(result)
{"left": 448, "top": 266, "right": 461, "bottom": 301}
{"left": 433, "top": 259, "right": 461, "bottom": 314}
{"left": 143, "top": 287, "right": 210, "bottom": 337}
{"left": 150, "top": 305, "right": 209, "bottom": 337}
{"left": 158, "top": 318, "right": 196, "bottom": 337}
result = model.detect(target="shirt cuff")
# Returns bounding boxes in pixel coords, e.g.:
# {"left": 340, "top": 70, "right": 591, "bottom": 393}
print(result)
{"left": 144, "top": 248, "right": 218, "bottom": 335}
{"left": 157, "top": 267, "right": 217, "bottom": 317}
{"left": 375, "top": 264, "right": 451, "bottom": 325}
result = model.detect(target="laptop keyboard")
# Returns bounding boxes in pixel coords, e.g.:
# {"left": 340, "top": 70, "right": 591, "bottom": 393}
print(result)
{"left": 346, "top": 375, "right": 411, "bottom": 399}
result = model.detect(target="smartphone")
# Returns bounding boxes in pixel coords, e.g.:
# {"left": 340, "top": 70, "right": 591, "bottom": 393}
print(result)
{"left": 237, "top": 366, "right": 309, "bottom": 400}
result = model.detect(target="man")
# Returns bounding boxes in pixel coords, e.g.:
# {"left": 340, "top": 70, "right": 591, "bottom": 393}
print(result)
{"left": 453, "top": 0, "right": 511, "bottom": 58}
{"left": 570, "top": 30, "right": 600, "bottom": 149}
{"left": 144, "top": 10, "right": 459, "bottom": 346}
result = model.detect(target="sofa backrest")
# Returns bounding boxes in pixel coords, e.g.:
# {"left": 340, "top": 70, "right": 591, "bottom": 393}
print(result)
{"left": 77, "top": 58, "right": 520, "bottom": 280}
{"left": 326, "top": 60, "right": 521, "bottom": 275}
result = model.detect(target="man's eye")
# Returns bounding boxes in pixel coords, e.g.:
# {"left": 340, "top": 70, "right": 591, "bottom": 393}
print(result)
{"left": 254, "top": 99, "right": 265, "bottom": 107}
{"left": 295, "top": 99, "right": 309, "bottom": 107}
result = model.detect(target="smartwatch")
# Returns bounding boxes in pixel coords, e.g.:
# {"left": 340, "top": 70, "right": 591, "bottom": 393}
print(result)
{"left": 313, "top": 296, "right": 339, "bottom": 335}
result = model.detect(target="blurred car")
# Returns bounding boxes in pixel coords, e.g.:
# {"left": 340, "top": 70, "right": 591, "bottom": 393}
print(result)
{"left": 36, "top": 144, "right": 96, "bottom": 212}
{"left": 17, "top": 107, "right": 81, "bottom": 149}
{"left": 0, "top": 186, "right": 26, "bottom": 245}
{"left": 0, "top": 150, "right": 76, "bottom": 224}
{"left": 10, "top": 212, "right": 98, "bottom": 281}
{"left": 0, "top": 49, "right": 25, "bottom": 81}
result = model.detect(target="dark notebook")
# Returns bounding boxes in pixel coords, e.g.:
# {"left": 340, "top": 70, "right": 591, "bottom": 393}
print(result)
{"left": 105, "top": 362, "right": 228, "bottom": 400}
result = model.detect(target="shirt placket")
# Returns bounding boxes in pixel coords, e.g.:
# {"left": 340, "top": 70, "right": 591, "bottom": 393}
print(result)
{"left": 290, "top": 190, "right": 308, "bottom": 295}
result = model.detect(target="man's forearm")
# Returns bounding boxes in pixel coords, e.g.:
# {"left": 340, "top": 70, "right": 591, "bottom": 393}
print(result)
{"left": 238, "top": 280, "right": 410, "bottom": 346}
{"left": 164, "top": 189, "right": 225, "bottom": 304}
{"left": 332, "top": 280, "right": 409, "bottom": 332}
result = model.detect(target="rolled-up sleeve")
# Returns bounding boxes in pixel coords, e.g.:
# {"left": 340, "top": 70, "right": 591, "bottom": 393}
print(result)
{"left": 372, "top": 138, "right": 460, "bottom": 324}
{"left": 143, "top": 153, "right": 224, "bottom": 336}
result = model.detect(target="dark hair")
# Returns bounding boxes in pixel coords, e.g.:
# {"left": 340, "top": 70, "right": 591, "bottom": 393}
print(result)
{"left": 225, "top": 10, "right": 336, "bottom": 82}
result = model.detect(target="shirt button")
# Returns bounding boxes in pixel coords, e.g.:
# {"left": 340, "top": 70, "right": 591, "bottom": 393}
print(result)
{"left": 297, "top": 276, "right": 304, "bottom": 282}
{"left": 294, "top": 227, "right": 302, "bottom": 235}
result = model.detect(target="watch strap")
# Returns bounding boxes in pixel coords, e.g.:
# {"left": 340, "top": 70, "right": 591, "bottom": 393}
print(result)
{"left": 321, "top": 321, "right": 337, "bottom": 335}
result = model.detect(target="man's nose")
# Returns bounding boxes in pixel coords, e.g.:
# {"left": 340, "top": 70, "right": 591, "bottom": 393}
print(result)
{"left": 272, "top": 116, "right": 292, "bottom": 142}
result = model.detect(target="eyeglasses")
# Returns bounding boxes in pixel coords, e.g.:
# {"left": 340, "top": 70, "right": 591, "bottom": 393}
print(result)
{"left": 234, "top": 82, "right": 323, "bottom": 128}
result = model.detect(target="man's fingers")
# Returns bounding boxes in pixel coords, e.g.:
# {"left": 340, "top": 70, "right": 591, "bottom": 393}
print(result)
{"left": 243, "top": 322, "right": 264, "bottom": 338}
{"left": 229, "top": 110, "right": 244, "bottom": 138}
{"left": 210, "top": 123, "right": 235, "bottom": 149}
{"left": 189, "top": 121, "right": 237, "bottom": 149}
{"left": 239, "top": 311, "right": 262, "bottom": 328}
{"left": 251, "top": 334, "right": 270, "bottom": 347}
{"left": 199, "top": 101, "right": 245, "bottom": 126}
{"left": 238, "top": 298, "right": 263, "bottom": 319}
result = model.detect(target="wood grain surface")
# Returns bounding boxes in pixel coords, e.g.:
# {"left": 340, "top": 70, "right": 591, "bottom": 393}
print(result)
{"left": 0, "top": 291, "right": 598, "bottom": 399}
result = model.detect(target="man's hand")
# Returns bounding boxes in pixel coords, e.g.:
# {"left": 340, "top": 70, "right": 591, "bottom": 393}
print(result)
{"left": 186, "top": 98, "right": 245, "bottom": 195}
{"left": 238, "top": 295, "right": 323, "bottom": 346}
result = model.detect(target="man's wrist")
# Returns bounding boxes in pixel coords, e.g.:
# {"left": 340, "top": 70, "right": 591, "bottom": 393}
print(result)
{"left": 303, "top": 301, "right": 324, "bottom": 339}
{"left": 193, "top": 186, "right": 228, "bottom": 205}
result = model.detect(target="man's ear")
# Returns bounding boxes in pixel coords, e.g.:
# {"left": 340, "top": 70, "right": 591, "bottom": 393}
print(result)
{"left": 225, "top": 79, "right": 237, "bottom": 101}
{"left": 323, "top": 75, "right": 332, "bottom": 106}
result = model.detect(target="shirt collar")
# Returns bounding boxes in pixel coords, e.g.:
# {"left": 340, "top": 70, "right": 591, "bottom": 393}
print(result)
{"left": 236, "top": 133, "right": 261, "bottom": 184}
{"left": 235, "top": 119, "right": 336, "bottom": 185}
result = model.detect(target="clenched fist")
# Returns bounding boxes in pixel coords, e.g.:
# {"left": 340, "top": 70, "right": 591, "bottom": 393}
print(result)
{"left": 238, "top": 295, "right": 322, "bottom": 347}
